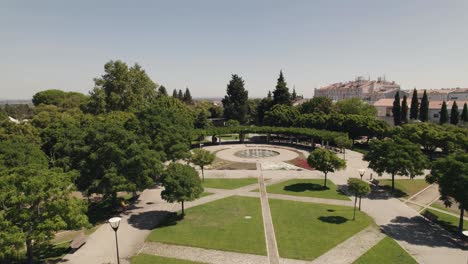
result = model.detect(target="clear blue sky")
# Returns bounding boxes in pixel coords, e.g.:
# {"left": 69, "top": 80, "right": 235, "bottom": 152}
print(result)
{"left": 1, "top": 0, "right": 468, "bottom": 99}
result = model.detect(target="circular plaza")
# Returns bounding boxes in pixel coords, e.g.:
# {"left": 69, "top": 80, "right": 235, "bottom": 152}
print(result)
{"left": 210, "top": 144, "right": 301, "bottom": 163}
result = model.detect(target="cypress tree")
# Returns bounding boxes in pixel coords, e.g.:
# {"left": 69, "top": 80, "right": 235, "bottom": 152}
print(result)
{"left": 178, "top": 89, "right": 183, "bottom": 100}
{"left": 292, "top": 87, "right": 297, "bottom": 100}
{"left": 183, "top": 87, "right": 193, "bottom": 104}
{"left": 172, "top": 89, "right": 178, "bottom": 98}
{"left": 392, "top": 91, "right": 401, "bottom": 126}
{"left": 419, "top": 90, "right": 429, "bottom": 122}
{"left": 158, "top": 85, "right": 168, "bottom": 96}
{"left": 439, "top": 101, "right": 448, "bottom": 124}
{"left": 267, "top": 91, "right": 272, "bottom": 99}
{"left": 462, "top": 103, "right": 468, "bottom": 122}
{"left": 401, "top": 95, "right": 408, "bottom": 124}
{"left": 450, "top": 101, "right": 459, "bottom": 125}
{"left": 222, "top": 74, "right": 249, "bottom": 124}
{"left": 272, "top": 71, "right": 292, "bottom": 105}
{"left": 410, "top": 88, "right": 419, "bottom": 120}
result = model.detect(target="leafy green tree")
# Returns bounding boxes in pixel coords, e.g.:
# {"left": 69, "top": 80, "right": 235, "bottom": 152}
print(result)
{"left": 160, "top": 163, "right": 203, "bottom": 216}
{"left": 158, "top": 85, "right": 168, "bottom": 96}
{"left": 439, "top": 101, "right": 449, "bottom": 124}
{"left": 364, "top": 138, "right": 428, "bottom": 193}
{"left": 450, "top": 101, "right": 459, "bottom": 125}
{"left": 335, "top": 98, "right": 377, "bottom": 116}
{"left": 0, "top": 212, "right": 24, "bottom": 261}
{"left": 263, "top": 104, "right": 300, "bottom": 127}
{"left": 137, "top": 96, "right": 194, "bottom": 161}
{"left": 190, "top": 149, "right": 215, "bottom": 181}
{"left": 401, "top": 95, "right": 408, "bottom": 124}
{"left": 32, "top": 89, "right": 88, "bottom": 109}
{"left": 222, "top": 74, "right": 249, "bottom": 124}
{"left": 0, "top": 167, "right": 88, "bottom": 264}
{"left": 334, "top": 136, "right": 352, "bottom": 160}
{"left": 256, "top": 93, "right": 273, "bottom": 124}
{"left": 208, "top": 105, "right": 223, "bottom": 118}
{"left": 410, "top": 88, "right": 419, "bottom": 120}
{"left": 307, "top": 148, "right": 346, "bottom": 188}
{"left": 272, "top": 71, "right": 292, "bottom": 106}
{"left": 419, "top": 90, "right": 429, "bottom": 122}
{"left": 462, "top": 103, "right": 468, "bottom": 122}
{"left": 0, "top": 137, "right": 48, "bottom": 171}
{"left": 194, "top": 110, "right": 210, "bottom": 129}
{"left": 87, "top": 60, "right": 157, "bottom": 114}
{"left": 225, "top": 119, "right": 240, "bottom": 127}
{"left": 247, "top": 99, "right": 260, "bottom": 124}
{"left": 392, "top": 91, "right": 401, "bottom": 126}
{"left": 299, "top": 96, "right": 333, "bottom": 114}
{"left": 347, "top": 178, "right": 371, "bottom": 220}
{"left": 426, "top": 153, "right": 467, "bottom": 233}
{"left": 183, "top": 87, "right": 193, "bottom": 104}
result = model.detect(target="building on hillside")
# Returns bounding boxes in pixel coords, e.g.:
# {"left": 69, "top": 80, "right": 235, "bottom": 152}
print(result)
{"left": 404, "top": 88, "right": 468, "bottom": 101}
{"left": 314, "top": 76, "right": 403, "bottom": 103}
{"left": 373, "top": 98, "right": 468, "bottom": 124}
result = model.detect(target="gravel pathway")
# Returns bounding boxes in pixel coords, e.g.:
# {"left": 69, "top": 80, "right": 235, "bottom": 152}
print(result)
{"left": 310, "top": 227, "right": 385, "bottom": 264}
{"left": 258, "top": 163, "right": 281, "bottom": 264}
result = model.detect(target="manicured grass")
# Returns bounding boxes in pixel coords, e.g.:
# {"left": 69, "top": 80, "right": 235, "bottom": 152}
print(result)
{"left": 379, "top": 179, "right": 430, "bottom": 198}
{"left": 131, "top": 254, "right": 204, "bottom": 264}
{"left": 202, "top": 178, "right": 258, "bottom": 190}
{"left": 200, "top": 192, "right": 212, "bottom": 197}
{"left": 422, "top": 208, "right": 468, "bottom": 234}
{"left": 265, "top": 179, "right": 350, "bottom": 201}
{"left": 147, "top": 196, "right": 266, "bottom": 255}
{"left": 353, "top": 236, "right": 417, "bottom": 264}
{"left": 269, "top": 199, "right": 374, "bottom": 260}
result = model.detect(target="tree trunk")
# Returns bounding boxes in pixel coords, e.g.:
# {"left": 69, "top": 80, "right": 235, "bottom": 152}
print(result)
{"left": 26, "top": 238, "right": 33, "bottom": 264}
{"left": 391, "top": 174, "right": 395, "bottom": 193}
{"left": 181, "top": 200, "right": 185, "bottom": 216}
{"left": 201, "top": 166, "right": 205, "bottom": 181}
{"left": 353, "top": 195, "right": 357, "bottom": 220}
{"left": 459, "top": 207, "right": 464, "bottom": 234}
{"left": 324, "top": 173, "right": 328, "bottom": 188}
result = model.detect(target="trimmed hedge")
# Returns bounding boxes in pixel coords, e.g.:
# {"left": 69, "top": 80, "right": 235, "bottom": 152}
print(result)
{"left": 195, "top": 126, "right": 349, "bottom": 145}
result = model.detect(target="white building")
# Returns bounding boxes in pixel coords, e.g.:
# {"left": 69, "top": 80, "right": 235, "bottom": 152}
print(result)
{"left": 404, "top": 88, "right": 468, "bottom": 101}
{"left": 314, "top": 76, "right": 403, "bottom": 103}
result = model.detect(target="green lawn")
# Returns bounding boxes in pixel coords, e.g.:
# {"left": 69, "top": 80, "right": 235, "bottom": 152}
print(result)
{"left": 200, "top": 192, "right": 212, "bottom": 198}
{"left": 147, "top": 196, "right": 266, "bottom": 255}
{"left": 265, "top": 179, "right": 350, "bottom": 201}
{"left": 202, "top": 178, "right": 258, "bottom": 190}
{"left": 423, "top": 208, "right": 468, "bottom": 234}
{"left": 131, "top": 254, "right": 204, "bottom": 264}
{"left": 269, "top": 199, "right": 374, "bottom": 260}
{"left": 379, "top": 179, "right": 430, "bottom": 198}
{"left": 353, "top": 236, "right": 417, "bottom": 264}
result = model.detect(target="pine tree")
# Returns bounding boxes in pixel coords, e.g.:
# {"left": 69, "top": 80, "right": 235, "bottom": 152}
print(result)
{"left": 401, "top": 95, "right": 408, "bottom": 124}
{"left": 410, "top": 88, "right": 419, "bottom": 120}
{"left": 267, "top": 91, "right": 272, "bottom": 99}
{"left": 450, "top": 101, "right": 459, "bottom": 125}
{"left": 419, "top": 90, "right": 429, "bottom": 122}
{"left": 177, "top": 89, "right": 183, "bottom": 100}
{"left": 462, "top": 103, "right": 468, "bottom": 122}
{"left": 222, "top": 74, "right": 249, "bottom": 124}
{"left": 183, "top": 87, "right": 193, "bottom": 104}
{"left": 158, "top": 85, "right": 168, "bottom": 96}
{"left": 172, "top": 89, "right": 178, "bottom": 98}
{"left": 392, "top": 91, "right": 401, "bottom": 126}
{"left": 292, "top": 87, "right": 297, "bottom": 100}
{"left": 272, "top": 71, "right": 292, "bottom": 106}
{"left": 439, "top": 101, "right": 449, "bottom": 124}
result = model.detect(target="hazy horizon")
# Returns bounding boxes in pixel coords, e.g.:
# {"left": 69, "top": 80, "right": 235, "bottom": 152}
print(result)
{"left": 2, "top": 0, "right": 468, "bottom": 100}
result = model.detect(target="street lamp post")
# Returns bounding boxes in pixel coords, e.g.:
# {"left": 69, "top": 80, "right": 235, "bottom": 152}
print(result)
{"left": 109, "top": 217, "right": 122, "bottom": 264}
{"left": 358, "top": 169, "right": 366, "bottom": 211}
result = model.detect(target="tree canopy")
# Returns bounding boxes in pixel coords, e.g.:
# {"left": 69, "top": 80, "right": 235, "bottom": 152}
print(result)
{"left": 32, "top": 89, "right": 88, "bottom": 109}
{"left": 427, "top": 153, "right": 468, "bottom": 233}
{"left": 299, "top": 96, "right": 333, "bottom": 114}
{"left": 190, "top": 149, "right": 215, "bottom": 181}
{"left": 263, "top": 104, "right": 300, "bottom": 127}
{"left": 160, "top": 163, "right": 203, "bottom": 215}
{"left": 272, "top": 71, "right": 292, "bottom": 106}
{"left": 347, "top": 178, "right": 371, "bottom": 220}
{"left": 364, "top": 137, "right": 428, "bottom": 192}
{"left": 335, "top": 98, "right": 377, "bottom": 117}
{"left": 86, "top": 60, "right": 158, "bottom": 114}
{"left": 307, "top": 148, "right": 346, "bottom": 187}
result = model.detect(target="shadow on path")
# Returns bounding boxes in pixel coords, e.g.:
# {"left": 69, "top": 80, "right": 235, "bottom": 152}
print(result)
{"left": 380, "top": 216, "right": 467, "bottom": 250}
{"left": 127, "top": 210, "right": 173, "bottom": 230}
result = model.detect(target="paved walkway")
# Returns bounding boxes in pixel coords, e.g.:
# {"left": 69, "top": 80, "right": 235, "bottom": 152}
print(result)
{"left": 257, "top": 163, "right": 281, "bottom": 264}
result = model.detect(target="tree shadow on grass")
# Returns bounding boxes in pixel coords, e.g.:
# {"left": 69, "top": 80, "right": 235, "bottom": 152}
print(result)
{"left": 379, "top": 185, "right": 407, "bottom": 198}
{"left": 34, "top": 243, "right": 71, "bottom": 263}
{"left": 127, "top": 211, "right": 183, "bottom": 230}
{"left": 318, "top": 216, "right": 348, "bottom": 224}
{"left": 284, "top": 183, "right": 329, "bottom": 192}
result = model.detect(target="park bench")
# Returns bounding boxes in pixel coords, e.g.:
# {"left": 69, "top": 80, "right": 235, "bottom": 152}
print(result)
{"left": 70, "top": 232, "right": 87, "bottom": 251}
